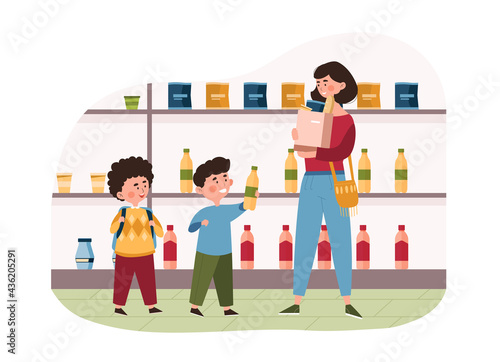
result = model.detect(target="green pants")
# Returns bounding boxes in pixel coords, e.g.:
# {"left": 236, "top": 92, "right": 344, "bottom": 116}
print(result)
{"left": 189, "top": 252, "right": 233, "bottom": 307}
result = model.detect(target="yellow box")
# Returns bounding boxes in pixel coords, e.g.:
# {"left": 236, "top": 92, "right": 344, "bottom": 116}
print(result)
{"left": 357, "top": 82, "right": 381, "bottom": 109}
{"left": 206, "top": 83, "right": 230, "bottom": 109}
{"left": 282, "top": 83, "right": 305, "bottom": 109}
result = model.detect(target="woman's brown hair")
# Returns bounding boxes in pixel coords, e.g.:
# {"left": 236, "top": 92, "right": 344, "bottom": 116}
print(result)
{"left": 310, "top": 61, "right": 357, "bottom": 104}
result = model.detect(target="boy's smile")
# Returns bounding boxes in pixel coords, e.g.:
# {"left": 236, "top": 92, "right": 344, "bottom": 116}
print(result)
{"left": 196, "top": 172, "right": 233, "bottom": 206}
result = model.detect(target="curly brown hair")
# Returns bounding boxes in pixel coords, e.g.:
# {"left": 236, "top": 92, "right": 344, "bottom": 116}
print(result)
{"left": 107, "top": 156, "right": 154, "bottom": 200}
{"left": 193, "top": 157, "right": 230, "bottom": 187}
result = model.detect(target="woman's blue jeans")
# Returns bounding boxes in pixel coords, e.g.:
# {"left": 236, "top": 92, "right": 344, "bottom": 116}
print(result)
{"left": 293, "top": 171, "right": 352, "bottom": 297}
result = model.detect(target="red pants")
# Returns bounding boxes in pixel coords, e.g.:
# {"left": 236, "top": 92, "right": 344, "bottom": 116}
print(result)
{"left": 113, "top": 254, "right": 157, "bottom": 306}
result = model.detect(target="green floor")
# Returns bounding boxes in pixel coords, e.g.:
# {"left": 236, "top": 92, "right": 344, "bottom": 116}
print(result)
{"left": 52, "top": 289, "right": 445, "bottom": 332}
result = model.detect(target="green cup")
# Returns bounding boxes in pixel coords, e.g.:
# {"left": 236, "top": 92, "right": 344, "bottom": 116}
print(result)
{"left": 124, "top": 96, "right": 140, "bottom": 110}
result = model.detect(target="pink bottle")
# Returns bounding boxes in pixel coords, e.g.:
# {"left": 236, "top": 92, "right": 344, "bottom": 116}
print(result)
{"left": 395, "top": 225, "right": 409, "bottom": 269}
{"left": 318, "top": 225, "right": 331, "bottom": 269}
{"left": 356, "top": 225, "right": 370, "bottom": 269}
{"left": 279, "top": 225, "right": 293, "bottom": 269}
{"left": 163, "top": 225, "right": 177, "bottom": 269}
{"left": 241, "top": 225, "right": 254, "bottom": 269}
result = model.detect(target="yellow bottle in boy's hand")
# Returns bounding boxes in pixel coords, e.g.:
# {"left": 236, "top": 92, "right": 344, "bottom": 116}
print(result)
{"left": 243, "top": 166, "right": 259, "bottom": 210}
{"left": 180, "top": 148, "right": 193, "bottom": 193}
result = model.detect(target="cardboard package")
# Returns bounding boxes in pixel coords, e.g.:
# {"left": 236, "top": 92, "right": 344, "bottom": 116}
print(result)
{"left": 357, "top": 82, "right": 381, "bottom": 109}
{"left": 282, "top": 83, "right": 305, "bottom": 109}
{"left": 293, "top": 109, "right": 333, "bottom": 151}
{"left": 206, "top": 83, "right": 230, "bottom": 109}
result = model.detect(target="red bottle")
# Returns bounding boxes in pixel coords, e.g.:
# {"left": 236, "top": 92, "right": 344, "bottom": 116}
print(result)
{"left": 279, "top": 225, "right": 293, "bottom": 269}
{"left": 395, "top": 225, "right": 409, "bottom": 269}
{"left": 163, "top": 225, "right": 177, "bottom": 269}
{"left": 356, "top": 225, "right": 370, "bottom": 269}
{"left": 318, "top": 225, "right": 331, "bottom": 269}
{"left": 241, "top": 225, "right": 254, "bottom": 269}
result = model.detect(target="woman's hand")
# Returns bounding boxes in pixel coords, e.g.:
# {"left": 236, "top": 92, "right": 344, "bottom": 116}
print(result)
{"left": 292, "top": 128, "right": 298, "bottom": 140}
{"left": 297, "top": 150, "right": 317, "bottom": 158}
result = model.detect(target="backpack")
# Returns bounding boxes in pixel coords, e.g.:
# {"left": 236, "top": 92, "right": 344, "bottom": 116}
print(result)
{"left": 111, "top": 206, "right": 156, "bottom": 250}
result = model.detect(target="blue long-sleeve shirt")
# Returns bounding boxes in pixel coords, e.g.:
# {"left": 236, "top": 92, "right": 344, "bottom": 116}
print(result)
{"left": 188, "top": 202, "right": 246, "bottom": 256}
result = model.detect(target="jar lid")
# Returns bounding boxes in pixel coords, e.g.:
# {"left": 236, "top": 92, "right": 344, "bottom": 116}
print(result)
{"left": 78, "top": 238, "right": 92, "bottom": 242}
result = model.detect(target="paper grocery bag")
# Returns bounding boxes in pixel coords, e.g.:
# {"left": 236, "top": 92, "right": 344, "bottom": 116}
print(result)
{"left": 293, "top": 110, "right": 333, "bottom": 151}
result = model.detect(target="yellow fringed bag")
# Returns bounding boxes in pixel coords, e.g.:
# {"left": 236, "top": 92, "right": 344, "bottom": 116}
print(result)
{"left": 324, "top": 95, "right": 359, "bottom": 217}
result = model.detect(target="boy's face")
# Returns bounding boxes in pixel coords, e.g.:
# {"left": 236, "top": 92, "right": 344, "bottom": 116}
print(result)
{"left": 117, "top": 176, "right": 149, "bottom": 205}
{"left": 196, "top": 172, "right": 233, "bottom": 204}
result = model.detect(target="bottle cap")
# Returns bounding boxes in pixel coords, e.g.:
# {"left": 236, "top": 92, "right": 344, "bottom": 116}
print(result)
{"left": 183, "top": 148, "right": 190, "bottom": 153}
{"left": 398, "top": 148, "right": 404, "bottom": 153}
{"left": 244, "top": 225, "right": 251, "bottom": 231}
{"left": 288, "top": 148, "right": 294, "bottom": 153}
{"left": 321, "top": 225, "right": 327, "bottom": 231}
{"left": 251, "top": 166, "right": 258, "bottom": 171}
{"left": 360, "top": 225, "right": 366, "bottom": 231}
{"left": 283, "top": 225, "right": 289, "bottom": 231}
{"left": 361, "top": 148, "right": 368, "bottom": 153}
{"left": 167, "top": 225, "right": 174, "bottom": 231}
{"left": 398, "top": 225, "right": 405, "bottom": 231}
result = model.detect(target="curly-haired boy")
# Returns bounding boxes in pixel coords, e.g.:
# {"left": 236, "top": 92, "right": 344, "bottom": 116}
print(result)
{"left": 108, "top": 156, "right": 163, "bottom": 316}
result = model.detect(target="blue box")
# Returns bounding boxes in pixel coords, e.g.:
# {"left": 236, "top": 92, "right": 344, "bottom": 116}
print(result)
{"left": 306, "top": 100, "right": 325, "bottom": 112}
{"left": 395, "top": 82, "right": 418, "bottom": 109}
{"left": 244, "top": 83, "right": 267, "bottom": 109}
{"left": 168, "top": 83, "right": 192, "bottom": 109}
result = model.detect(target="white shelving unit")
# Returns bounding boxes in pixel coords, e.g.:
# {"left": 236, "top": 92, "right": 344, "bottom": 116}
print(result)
{"left": 51, "top": 83, "right": 446, "bottom": 289}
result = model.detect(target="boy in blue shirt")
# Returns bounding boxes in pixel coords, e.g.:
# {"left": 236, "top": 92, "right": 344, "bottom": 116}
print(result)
{"left": 188, "top": 157, "right": 259, "bottom": 317}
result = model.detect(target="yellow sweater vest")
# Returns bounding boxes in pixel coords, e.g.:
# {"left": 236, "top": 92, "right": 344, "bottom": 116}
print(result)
{"left": 110, "top": 208, "right": 164, "bottom": 258}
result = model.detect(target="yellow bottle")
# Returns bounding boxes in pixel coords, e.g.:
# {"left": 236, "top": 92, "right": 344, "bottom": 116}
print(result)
{"left": 285, "top": 149, "right": 298, "bottom": 193}
{"left": 395, "top": 148, "right": 408, "bottom": 193}
{"left": 358, "top": 148, "right": 371, "bottom": 193}
{"left": 180, "top": 148, "right": 193, "bottom": 193}
{"left": 243, "top": 166, "right": 259, "bottom": 210}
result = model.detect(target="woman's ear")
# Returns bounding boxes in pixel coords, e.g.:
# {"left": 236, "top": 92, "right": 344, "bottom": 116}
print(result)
{"left": 339, "top": 82, "right": 346, "bottom": 91}
{"left": 229, "top": 179, "right": 234, "bottom": 186}
{"left": 195, "top": 186, "right": 203, "bottom": 194}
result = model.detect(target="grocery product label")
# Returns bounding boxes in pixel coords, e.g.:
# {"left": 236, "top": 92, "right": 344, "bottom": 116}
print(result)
{"left": 356, "top": 241, "right": 370, "bottom": 261}
{"left": 244, "top": 186, "right": 258, "bottom": 198}
{"left": 75, "top": 258, "right": 94, "bottom": 263}
{"left": 358, "top": 169, "right": 371, "bottom": 180}
{"left": 318, "top": 240, "right": 332, "bottom": 261}
{"left": 163, "top": 241, "right": 177, "bottom": 261}
{"left": 279, "top": 241, "right": 293, "bottom": 261}
{"left": 395, "top": 169, "right": 408, "bottom": 180}
{"left": 241, "top": 240, "right": 254, "bottom": 261}
{"left": 285, "top": 169, "right": 298, "bottom": 180}
{"left": 180, "top": 169, "right": 193, "bottom": 180}
{"left": 395, "top": 241, "right": 409, "bottom": 261}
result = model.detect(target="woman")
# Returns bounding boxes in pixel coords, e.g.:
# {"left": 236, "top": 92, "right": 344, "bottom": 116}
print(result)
{"left": 279, "top": 61, "right": 362, "bottom": 319}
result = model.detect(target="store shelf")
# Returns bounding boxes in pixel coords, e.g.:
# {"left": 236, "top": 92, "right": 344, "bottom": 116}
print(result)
{"left": 85, "top": 109, "right": 149, "bottom": 115}
{"left": 85, "top": 109, "right": 445, "bottom": 115}
{"left": 51, "top": 269, "right": 446, "bottom": 289}
{"left": 52, "top": 192, "right": 446, "bottom": 199}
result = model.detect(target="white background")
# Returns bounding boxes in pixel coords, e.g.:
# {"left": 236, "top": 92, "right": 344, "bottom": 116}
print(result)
{"left": 1, "top": 0, "right": 499, "bottom": 361}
